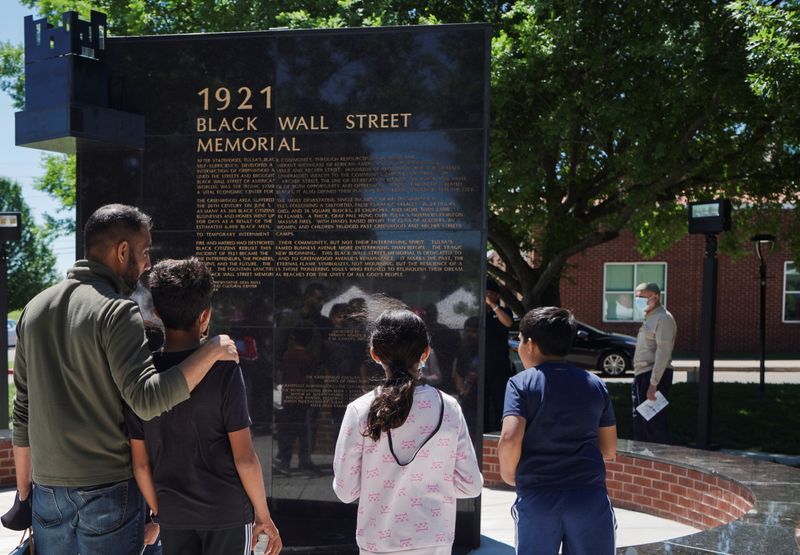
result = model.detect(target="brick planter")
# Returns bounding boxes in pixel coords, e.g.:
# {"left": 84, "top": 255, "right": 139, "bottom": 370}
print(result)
{"left": 604, "top": 455, "right": 754, "bottom": 529}
{"left": 482, "top": 434, "right": 755, "bottom": 531}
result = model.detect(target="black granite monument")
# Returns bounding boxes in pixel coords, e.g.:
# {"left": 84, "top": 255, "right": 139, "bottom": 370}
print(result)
{"left": 17, "top": 12, "right": 490, "bottom": 552}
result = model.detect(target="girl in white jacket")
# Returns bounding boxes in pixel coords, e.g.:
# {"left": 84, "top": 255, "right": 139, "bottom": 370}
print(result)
{"left": 333, "top": 308, "right": 483, "bottom": 555}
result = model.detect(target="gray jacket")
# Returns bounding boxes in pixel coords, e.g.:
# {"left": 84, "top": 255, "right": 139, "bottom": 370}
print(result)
{"left": 633, "top": 305, "right": 677, "bottom": 386}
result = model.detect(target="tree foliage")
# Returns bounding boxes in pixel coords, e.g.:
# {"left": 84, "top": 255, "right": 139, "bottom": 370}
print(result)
{"left": 4, "top": 0, "right": 800, "bottom": 313}
{"left": 488, "top": 1, "right": 800, "bottom": 311}
{"left": 34, "top": 154, "right": 76, "bottom": 235}
{"left": 0, "top": 42, "right": 23, "bottom": 109}
{"left": 0, "top": 178, "right": 58, "bottom": 310}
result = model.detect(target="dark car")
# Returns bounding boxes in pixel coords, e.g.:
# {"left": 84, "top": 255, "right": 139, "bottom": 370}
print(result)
{"left": 509, "top": 321, "right": 637, "bottom": 377}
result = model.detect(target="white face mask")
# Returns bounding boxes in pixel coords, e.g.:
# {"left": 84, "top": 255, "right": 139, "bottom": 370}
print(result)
{"left": 634, "top": 296, "right": 649, "bottom": 313}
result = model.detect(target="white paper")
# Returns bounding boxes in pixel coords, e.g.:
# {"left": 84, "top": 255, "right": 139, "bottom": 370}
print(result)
{"left": 635, "top": 391, "right": 669, "bottom": 421}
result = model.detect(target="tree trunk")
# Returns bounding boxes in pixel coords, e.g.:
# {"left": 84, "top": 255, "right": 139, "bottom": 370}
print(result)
{"left": 523, "top": 278, "right": 561, "bottom": 311}
{"left": 490, "top": 256, "right": 564, "bottom": 317}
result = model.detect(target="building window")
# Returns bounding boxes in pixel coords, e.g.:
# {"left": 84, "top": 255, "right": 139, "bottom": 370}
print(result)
{"left": 784, "top": 262, "right": 800, "bottom": 323}
{"left": 603, "top": 263, "right": 667, "bottom": 322}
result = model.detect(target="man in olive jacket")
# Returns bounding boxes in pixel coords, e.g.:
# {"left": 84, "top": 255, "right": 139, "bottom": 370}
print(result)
{"left": 12, "top": 204, "right": 239, "bottom": 555}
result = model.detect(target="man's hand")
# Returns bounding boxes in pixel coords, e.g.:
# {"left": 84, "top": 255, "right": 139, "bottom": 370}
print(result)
{"left": 208, "top": 334, "right": 239, "bottom": 363}
{"left": 253, "top": 516, "right": 282, "bottom": 554}
{"left": 17, "top": 484, "right": 31, "bottom": 502}
{"left": 647, "top": 384, "right": 658, "bottom": 401}
{"left": 178, "top": 335, "right": 240, "bottom": 391}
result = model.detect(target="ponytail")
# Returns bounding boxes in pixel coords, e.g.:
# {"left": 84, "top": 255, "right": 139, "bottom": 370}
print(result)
{"left": 363, "top": 310, "right": 430, "bottom": 442}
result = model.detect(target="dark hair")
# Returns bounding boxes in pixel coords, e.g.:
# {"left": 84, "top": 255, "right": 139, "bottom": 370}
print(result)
{"left": 290, "top": 322, "right": 314, "bottom": 348}
{"left": 423, "top": 303, "right": 438, "bottom": 323}
{"left": 303, "top": 282, "right": 327, "bottom": 299}
{"left": 143, "top": 321, "right": 165, "bottom": 352}
{"left": 329, "top": 303, "right": 351, "bottom": 320}
{"left": 364, "top": 309, "right": 430, "bottom": 441}
{"left": 519, "top": 307, "right": 576, "bottom": 357}
{"left": 463, "top": 315, "right": 479, "bottom": 329}
{"left": 84, "top": 204, "right": 152, "bottom": 255}
{"left": 345, "top": 297, "right": 368, "bottom": 323}
{"left": 148, "top": 258, "right": 214, "bottom": 331}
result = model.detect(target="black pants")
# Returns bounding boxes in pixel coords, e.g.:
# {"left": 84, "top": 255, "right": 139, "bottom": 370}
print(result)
{"left": 632, "top": 367, "right": 673, "bottom": 444}
{"left": 484, "top": 363, "right": 510, "bottom": 433}
{"left": 160, "top": 524, "right": 253, "bottom": 555}
{"left": 275, "top": 405, "right": 313, "bottom": 467}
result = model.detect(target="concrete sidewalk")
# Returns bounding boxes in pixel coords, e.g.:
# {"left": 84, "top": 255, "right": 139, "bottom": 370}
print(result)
{"left": 472, "top": 487, "right": 698, "bottom": 553}
{"left": 0, "top": 487, "right": 699, "bottom": 553}
{"left": 602, "top": 358, "right": 800, "bottom": 386}
{"left": 672, "top": 358, "right": 800, "bottom": 372}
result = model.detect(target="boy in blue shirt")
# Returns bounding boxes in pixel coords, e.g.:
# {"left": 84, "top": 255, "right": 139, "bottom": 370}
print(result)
{"left": 125, "top": 258, "right": 282, "bottom": 555}
{"left": 498, "top": 307, "right": 617, "bottom": 555}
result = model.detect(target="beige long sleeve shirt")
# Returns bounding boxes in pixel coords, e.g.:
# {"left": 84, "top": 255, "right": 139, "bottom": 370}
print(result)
{"left": 633, "top": 305, "right": 677, "bottom": 386}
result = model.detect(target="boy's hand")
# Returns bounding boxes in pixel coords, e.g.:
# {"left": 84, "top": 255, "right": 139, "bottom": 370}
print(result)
{"left": 209, "top": 334, "right": 240, "bottom": 363}
{"left": 144, "top": 522, "right": 160, "bottom": 545}
{"left": 253, "top": 516, "right": 282, "bottom": 554}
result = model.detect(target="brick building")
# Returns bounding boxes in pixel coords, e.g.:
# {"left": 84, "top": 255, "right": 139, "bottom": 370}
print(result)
{"left": 559, "top": 231, "right": 800, "bottom": 356}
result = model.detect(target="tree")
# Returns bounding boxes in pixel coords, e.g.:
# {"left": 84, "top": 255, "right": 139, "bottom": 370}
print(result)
{"left": 35, "top": 154, "right": 76, "bottom": 235}
{"left": 488, "top": 0, "right": 800, "bottom": 312}
{"left": 5, "top": 0, "right": 800, "bottom": 313}
{"left": 0, "top": 42, "right": 23, "bottom": 108}
{"left": 0, "top": 178, "right": 58, "bottom": 310}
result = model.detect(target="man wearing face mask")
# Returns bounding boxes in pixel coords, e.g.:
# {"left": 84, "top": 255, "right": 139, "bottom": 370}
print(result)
{"left": 632, "top": 282, "right": 676, "bottom": 444}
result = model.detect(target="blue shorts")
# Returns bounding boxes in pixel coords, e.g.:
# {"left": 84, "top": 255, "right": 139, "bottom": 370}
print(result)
{"left": 512, "top": 487, "right": 616, "bottom": 555}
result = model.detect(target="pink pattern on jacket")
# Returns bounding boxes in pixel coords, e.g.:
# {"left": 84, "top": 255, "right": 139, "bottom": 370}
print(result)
{"left": 332, "top": 385, "right": 483, "bottom": 553}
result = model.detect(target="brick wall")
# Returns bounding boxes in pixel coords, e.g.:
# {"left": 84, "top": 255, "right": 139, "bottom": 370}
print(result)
{"left": 482, "top": 435, "right": 754, "bottom": 531}
{"left": 482, "top": 434, "right": 500, "bottom": 483}
{"left": 0, "top": 432, "right": 15, "bottom": 487}
{"left": 560, "top": 230, "right": 800, "bottom": 355}
{"left": 314, "top": 409, "right": 337, "bottom": 454}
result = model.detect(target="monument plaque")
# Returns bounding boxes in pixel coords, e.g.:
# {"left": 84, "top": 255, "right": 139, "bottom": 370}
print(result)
{"left": 17, "top": 13, "right": 490, "bottom": 552}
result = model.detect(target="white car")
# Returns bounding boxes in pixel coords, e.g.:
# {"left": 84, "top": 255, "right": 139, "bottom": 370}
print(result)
{"left": 7, "top": 319, "right": 16, "bottom": 348}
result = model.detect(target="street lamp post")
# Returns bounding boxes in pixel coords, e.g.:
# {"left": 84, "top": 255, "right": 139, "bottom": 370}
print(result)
{"left": 0, "top": 212, "right": 22, "bottom": 429}
{"left": 688, "top": 200, "right": 731, "bottom": 450}
{"left": 751, "top": 234, "right": 776, "bottom": 399}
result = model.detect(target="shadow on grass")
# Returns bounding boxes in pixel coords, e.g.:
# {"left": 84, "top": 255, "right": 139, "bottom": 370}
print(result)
{"left": 607, "top": 382, "right": 800, "bottom": 455}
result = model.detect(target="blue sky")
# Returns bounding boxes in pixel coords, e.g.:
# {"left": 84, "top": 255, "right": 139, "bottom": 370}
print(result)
{"left": 1, "top": 1, "right": 75, "bottom": 277}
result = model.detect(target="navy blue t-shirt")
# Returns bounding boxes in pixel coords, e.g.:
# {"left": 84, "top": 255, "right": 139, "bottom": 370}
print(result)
{"left": 124, "top": 349, "right": 253, "bottom": 529}
{"left": 503, "top": 361, "right": 616, "bottom": 492}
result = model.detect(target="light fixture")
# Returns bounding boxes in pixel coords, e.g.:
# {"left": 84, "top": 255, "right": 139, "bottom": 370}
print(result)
{"left": 751, "top": 234, "right": 776, "bottom": 263}
{"left": 750, "top": 233, "right": 777, "bottom": 398}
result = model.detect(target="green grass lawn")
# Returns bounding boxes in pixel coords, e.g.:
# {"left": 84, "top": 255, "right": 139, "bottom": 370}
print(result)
{"left": 607, "top": 382, "right": 800, "bottom": 455}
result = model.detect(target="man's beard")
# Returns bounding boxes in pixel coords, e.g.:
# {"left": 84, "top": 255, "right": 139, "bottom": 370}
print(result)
{"left": 122, "top": 253, "right": 141, "bottom": 290}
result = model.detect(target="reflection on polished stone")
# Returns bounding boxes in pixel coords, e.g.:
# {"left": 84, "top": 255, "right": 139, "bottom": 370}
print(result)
{"left": 276, "top": 28, "right": 486, "bottom": 131}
